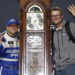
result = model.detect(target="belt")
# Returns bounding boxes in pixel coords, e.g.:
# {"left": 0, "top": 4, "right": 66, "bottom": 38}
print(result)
{"left": 4, "top": 66, "right": 18, "bottom": 70}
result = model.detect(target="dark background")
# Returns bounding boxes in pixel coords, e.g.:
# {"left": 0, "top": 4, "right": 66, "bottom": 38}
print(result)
{"left": 0, "top": 0, "right": 19, "bottom": 32}
{"left": 0, "top": 0, "right": 75, "bottom": 32}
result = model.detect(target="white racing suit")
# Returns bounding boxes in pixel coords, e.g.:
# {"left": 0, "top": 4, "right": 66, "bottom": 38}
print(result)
{"left": 0, "top": 33, "right": 19, "bottom": 75}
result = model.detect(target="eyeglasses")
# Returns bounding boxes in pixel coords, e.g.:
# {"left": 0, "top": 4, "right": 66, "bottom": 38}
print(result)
{"left": 51, "top": 14, "right": 62, "bottom": 18}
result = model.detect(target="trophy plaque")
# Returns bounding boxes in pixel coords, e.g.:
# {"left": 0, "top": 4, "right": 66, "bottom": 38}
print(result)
{"left": 19, "top": 0, "right": 51, "bottom": 75}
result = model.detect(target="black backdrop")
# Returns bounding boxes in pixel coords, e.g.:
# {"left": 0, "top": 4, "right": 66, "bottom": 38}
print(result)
{"left": 0, "top": 0, "right": 19, "bottom": 32}
{"left": 0, "top": 0, "right": 75, "bottom": 32}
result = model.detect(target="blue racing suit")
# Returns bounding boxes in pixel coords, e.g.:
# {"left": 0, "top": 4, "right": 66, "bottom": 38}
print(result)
{"left": 0, "top": 33, "right": 19, "bottom": 75}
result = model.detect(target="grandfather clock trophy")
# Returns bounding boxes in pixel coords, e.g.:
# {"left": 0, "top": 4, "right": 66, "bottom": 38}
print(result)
{"left": 19, "top": 0, "right": 51, "bottom": 75}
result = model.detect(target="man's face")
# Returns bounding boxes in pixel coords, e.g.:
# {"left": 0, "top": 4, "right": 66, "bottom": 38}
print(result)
{"left": 7, "top": 23, "right": 18, "bottom": 36}
{"left": 51, "top": 11, "right": 63, "bottom": 25}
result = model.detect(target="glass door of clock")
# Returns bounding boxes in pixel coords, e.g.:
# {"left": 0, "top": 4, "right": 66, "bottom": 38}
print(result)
{"left": 26, "top": 33, "right": 44, "bottom": 75}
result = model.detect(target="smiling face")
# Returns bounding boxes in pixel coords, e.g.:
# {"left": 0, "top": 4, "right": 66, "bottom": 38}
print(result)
{"left": 51, "top": 10, "right": 63, "bottom": 25}
{"left": 6, "top": 23, "right": 18, "bottom": 37}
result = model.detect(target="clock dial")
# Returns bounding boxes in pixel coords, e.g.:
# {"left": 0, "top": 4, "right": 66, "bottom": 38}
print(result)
{"left": 26, "top": 13, "right": 44, "bottom": 30}
{"left": 31, "top": 16, "right": 39, "bottom": 26}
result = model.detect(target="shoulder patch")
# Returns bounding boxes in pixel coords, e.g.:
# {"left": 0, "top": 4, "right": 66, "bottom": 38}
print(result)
{"left": 2, "top": 37, "right": 6, "bottom": 43}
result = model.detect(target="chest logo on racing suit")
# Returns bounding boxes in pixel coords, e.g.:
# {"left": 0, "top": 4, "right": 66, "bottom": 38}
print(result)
{"left": 8, "top": 41, "right": 14, "bottom": 47}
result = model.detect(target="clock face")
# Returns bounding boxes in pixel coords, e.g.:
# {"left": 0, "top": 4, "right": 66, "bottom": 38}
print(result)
{"left": 26, "top": 5, "right": 44, "bottom": 30}
{"left": 26, "top": 13, "right": 44, "bottom": 30}
{"left": 31, "top": 15, "right": 39, "bottom": 27}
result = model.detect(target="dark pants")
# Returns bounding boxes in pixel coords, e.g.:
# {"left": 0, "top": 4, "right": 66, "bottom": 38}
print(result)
{"left": 55, "top": 64, "right": 75, "bottom": 75}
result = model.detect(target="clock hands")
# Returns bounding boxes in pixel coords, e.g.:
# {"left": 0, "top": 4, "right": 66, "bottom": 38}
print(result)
{"left": 27, "top": 13, "right": 43, "bottom": 30}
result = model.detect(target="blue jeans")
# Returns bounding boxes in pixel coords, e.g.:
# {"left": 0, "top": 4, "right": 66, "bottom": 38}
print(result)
{"left": 55, "top": 64, "right": 75, "bottom": 75}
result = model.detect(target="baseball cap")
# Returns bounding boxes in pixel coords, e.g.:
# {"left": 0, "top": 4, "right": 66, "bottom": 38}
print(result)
{"left": 7, "top": 18, "right": 19, "bottom": 26}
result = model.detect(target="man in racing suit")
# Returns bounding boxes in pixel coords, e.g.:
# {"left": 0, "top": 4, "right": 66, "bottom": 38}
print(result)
{"left": 0, "top": 18, "right": 19, "bottom": 75}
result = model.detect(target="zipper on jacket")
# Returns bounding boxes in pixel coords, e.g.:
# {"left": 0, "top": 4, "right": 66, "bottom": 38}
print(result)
{"left": 57, "top": 31, "right": 62, "bottom": 69}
